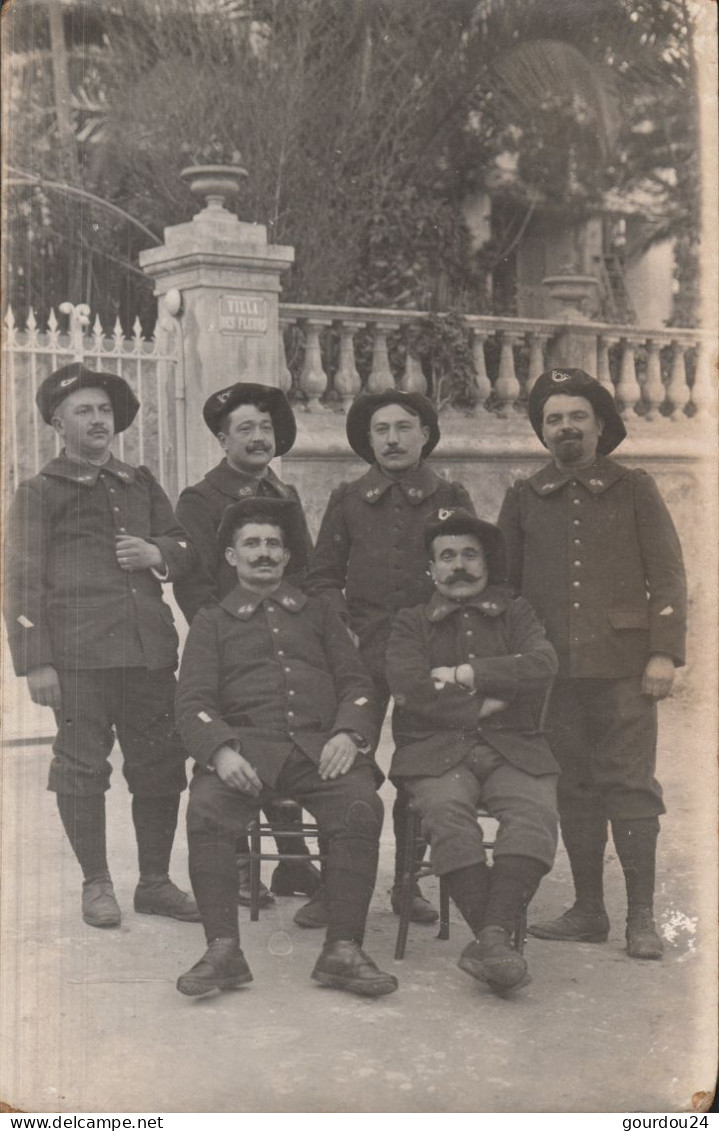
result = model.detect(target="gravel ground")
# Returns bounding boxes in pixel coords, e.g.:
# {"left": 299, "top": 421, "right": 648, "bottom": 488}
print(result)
{"left": 0, "top": 695, "right": 716, "bottom": 1114}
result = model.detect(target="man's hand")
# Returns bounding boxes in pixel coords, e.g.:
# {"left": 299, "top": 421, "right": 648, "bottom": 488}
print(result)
{"left": 27, "top": 664, "right": 62, "bottom": 711}
{"left": 115, "top": 534, "right": 164, "bottom": 572}
{"left": 319, "top": 732, "right": 359, "bottom": 780}
{"left": 210, "top": 745, "right": 263, "bottom": 795}
{"left": 430, "top": 666, "right": 457, "bottom": 690}
{"left": 642, "top": 654, "right": 675, "bottom": 700}
{"left": 478, "top": 697, "right": 508, "bottom": 719}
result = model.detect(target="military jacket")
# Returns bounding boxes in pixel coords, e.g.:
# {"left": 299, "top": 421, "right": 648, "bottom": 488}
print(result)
{"left": 387, "top": 587, "right": 559, "bottom": 778}
{"left": 4, "top": 453, "right": 194, "bottom": 675}
{"left": 306, "top": 462, "right": 474, "bottom": 658}
{"left": 498, "top": 456, "right": 687, "bottom": 678}
{"left": 174, "top": 459, "right": 312, "bottom": 624}
{"left": 176, "top": 581, "right": 381, "bottom": 787}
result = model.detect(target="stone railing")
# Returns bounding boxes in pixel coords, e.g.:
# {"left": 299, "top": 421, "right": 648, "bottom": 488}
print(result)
{"left": 279, "top": 303, "right": 714, "bottom": 423}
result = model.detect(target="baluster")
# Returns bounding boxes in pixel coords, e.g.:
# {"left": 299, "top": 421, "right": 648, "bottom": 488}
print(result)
{"left": 277, "top": 317, "right": 293, "bottom": 395}
{"left": 400, "top": 352, "right": 427, "bottom": 396}
{"left": 470, "top": 330, "right": 492, "bottom": 409}
{"left": 596, "top": 335, "right": 615, "bottom": 393}
{"left": 495, "top": 332, "right": 521, "bottom": 414}
{"left": 616, "top": 338, "right": 641, "bottom": 419}
{"left": 667, "top": 340, "right": 690, "bottom": 421}
{"left": 367, "top": 321, "right": 398, "bottom": 393}
{"left": 525, "top": 332, "right": 546, "bottom": 396}
{"left": 300, "top": 318, "right": 330, "bottom": 410}
{"left": 642, "top": 338, "right": 665, "bottom": 420}
{"left": 689, "top": 338, "right": 714, "bottom": 419}
{"left": 59, "top": 302, "right": 91, "bottom": 361}
{"left": 334, "top": 318, "right": 364, "bottom": 408}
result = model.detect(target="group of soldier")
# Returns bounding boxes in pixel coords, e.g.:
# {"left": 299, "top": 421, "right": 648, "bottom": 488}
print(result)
{"left": 4, "top": 359, "right": 686, "bottom": 1002}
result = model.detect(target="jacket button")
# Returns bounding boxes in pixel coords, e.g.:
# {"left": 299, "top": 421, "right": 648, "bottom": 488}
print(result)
{"left": 572, "top": 519, "right": 581, "bottom": 527}
{"left": 468, "top": 653, "right": 476, "bottom": 659}
{"left": 288, "top": 710, "right": 295, "bottom": 717}
{"left": 573, "top": 560, "right": 582, "bottom": 567}
{"left": 272, "top": 627, "right": 280, "bottom": 634}
{"left": 572, "top": 580, "right": 581, "bottom": 588}
{"left": 572, "top": 601, "right": 581, "bottom": 609}
{"left": 572, "top": 499, "right": 581, "bottom": 506}
{"left": 278, "top": 649, "right": 284, "bottom": 656}
{"left": 288, "top": 689, "right": 295, "bottom": 696}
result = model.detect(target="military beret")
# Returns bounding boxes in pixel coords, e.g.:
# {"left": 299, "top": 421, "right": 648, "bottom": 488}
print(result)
{"left": 36, "top": 363, "right": 140, "bottom": 433}
{"left": 424, "top": 507, "right": 506, "bottom": 585}
{"left": 217, "top": 496, "right": 304, "bottom": 564}
{"left": 528, "top": 368, "right": 626, "bottom": 455}
{"left": 203, "top": 382, "right": 296, "bottom": 455}
{"left": 346, "top": 389, "right": 440, "bottom": 463}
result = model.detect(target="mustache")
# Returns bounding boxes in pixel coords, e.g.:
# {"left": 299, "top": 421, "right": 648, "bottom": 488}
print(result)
{"left": 249, "top": 556, "right": 279, "bottom": 567}
{"left": 247, "top": 443, "right": 272, "bottom": 452}
{"left": 447, "top": 570, "right": 479, "bottom": 584}
{"left": 557, "top": 431, "right": 582, "bottom": 442}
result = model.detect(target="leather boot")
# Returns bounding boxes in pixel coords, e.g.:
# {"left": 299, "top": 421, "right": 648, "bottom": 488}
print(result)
{"left": 176, "top": 939, "right": 253, "bottom": 997}
{"left": 529, "top": 817, "right": 610, "bottom": 942}
{"left": 82, "top": 872, "right": 121, "bottom": 928}
{"left": 458, "top": 926, "right": 529, "bottom": 992}
{"left": 311, "top": 940, "right": 398, "bottom": 997}
{"left": 612, "top": 817, "right": 663, "bottom": 960}
{"left": 134, "top": 874, "right": 201, "bottom": 921}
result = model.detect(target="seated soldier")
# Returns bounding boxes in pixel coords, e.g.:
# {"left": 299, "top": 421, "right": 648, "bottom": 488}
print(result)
{"left": 386, "top": 508, "right": 559, "bottom": 994}
{"left": 175, "top": 497, "right": 397, "bottom": 999}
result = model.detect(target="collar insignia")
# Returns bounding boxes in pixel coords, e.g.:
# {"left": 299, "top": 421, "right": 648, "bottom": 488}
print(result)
{"left": 438, "top": 508, "right": 454, "bottom": 520}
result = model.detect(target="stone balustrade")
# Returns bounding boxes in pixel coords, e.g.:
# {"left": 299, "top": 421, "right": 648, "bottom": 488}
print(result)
{"left": 280, "top": 303, "right": 714, "bottom": 423}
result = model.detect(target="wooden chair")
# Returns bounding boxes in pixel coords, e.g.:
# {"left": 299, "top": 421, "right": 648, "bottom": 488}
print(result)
{"left": 245, "top": 800, "right": 325, "bottom": 921}
{"left": 393, "top": 805, "right": 526, "bottom": 960}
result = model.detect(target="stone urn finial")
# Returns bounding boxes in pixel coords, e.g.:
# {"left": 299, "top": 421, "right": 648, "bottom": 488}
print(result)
{"left": 180, "top": 164, "right": 248, "bottom": 213}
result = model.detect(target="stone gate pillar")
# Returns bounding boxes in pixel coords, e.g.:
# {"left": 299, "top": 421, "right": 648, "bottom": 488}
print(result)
{"left": 139, "top": 165, "right": 294, "bottom": 487}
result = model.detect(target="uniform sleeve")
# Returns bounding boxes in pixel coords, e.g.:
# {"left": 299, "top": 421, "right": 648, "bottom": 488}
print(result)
{"left": 142, "top": 468, "right": 198, "bottom": 583}
{"left": 386, "top": 609, "right": 483, "bottom": 731}
{"left": 305, "top": 487, "right": 351, "bottom": 622}
{"left": 318, "top": 601, "right": 380, "bottom": 750}
{"left": 467, "top": 598, "right": 558, "bottom": 701}
{"left": 287, "top": 485, "right": 314, "bottom": 579}
{"left": 173, "top": 486, "right": 221, "bottom": 623}
{"left": 175, "top": 610, "right": 239, "bottom": 765}
{"left": 633, "top": 471, "right": 687, "bottom": 665}
{"left": 497, "top": 482, "right": 525, "bottom": 596}
{"left": 3, "top": 480, "right": 54, "bottom": 675}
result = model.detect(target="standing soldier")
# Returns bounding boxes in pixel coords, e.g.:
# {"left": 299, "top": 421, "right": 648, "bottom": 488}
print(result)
{"left": 173, "top": 382, "right": 322, "bottom": 923}
{"left": 3, "top": 364, "right": 199, "bottom": 929}
{"left": 307, "top": 389, "right": 476, "bottom": 923}
{"left": 498, "top": 368, "right": 687, "bottom": 960}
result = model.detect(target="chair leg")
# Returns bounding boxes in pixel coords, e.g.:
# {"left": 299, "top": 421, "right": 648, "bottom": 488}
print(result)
{"left": 438, "top": 875, "right": 451, "bottom": 941}
{"left": 249, "top": 821, "right": 261, "bottom": 922}
{"left": 515, "top": 906, "right": 528, "bottom": 955}
{"left": 393, "top": 809, "right": 421, "bottom": 960}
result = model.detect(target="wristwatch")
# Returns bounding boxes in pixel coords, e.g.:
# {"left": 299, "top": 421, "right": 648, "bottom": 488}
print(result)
{"left": 342, "top": 729, "right": 371, "bottom": 753}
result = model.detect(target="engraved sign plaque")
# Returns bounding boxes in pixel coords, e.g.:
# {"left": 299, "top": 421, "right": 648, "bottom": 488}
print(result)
{"left": 218, "top": 294, "right": 268, "bottom": 335}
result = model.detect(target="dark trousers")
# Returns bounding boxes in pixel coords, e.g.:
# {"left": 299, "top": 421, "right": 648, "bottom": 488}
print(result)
{"left": 187, "top": 748, "right": 383, "bottom": 944}
{"left": 50, "top": 667, "right": 187, "bottom": 797}
{"left": 547, "top": 677, "right": 665, "bottom": 820}
{"left": 403, "top": 745, "right": 558, "bottom": 875}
